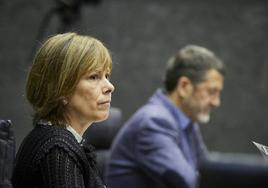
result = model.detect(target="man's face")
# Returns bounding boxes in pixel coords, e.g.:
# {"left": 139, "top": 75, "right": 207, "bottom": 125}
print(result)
{"left": 182, "top": 69, "right": 224, "bottom": 124}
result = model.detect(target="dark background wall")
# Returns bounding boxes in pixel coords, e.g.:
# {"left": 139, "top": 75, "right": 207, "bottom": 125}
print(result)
{"left": 1, "top": 0, "right": 268, "bottom": 154}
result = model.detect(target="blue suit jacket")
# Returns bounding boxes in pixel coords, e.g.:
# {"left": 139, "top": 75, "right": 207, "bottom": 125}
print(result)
{"left": 106, "top": 89, "right": 208, "bottom": 188}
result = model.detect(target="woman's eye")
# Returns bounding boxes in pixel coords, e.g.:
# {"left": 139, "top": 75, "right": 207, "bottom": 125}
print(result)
{"left": 88, "top": 74, "right": 99, "bottom": 80}
{"left": 106, "top": 74, "right": 111, "bottom": 80}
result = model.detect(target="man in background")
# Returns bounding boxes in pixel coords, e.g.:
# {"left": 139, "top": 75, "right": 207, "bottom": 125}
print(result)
{"left": 106, "top": 45, "right": 225, "bottom": 188}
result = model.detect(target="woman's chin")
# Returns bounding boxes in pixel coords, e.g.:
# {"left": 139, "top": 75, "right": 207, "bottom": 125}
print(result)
{"left": 94, "top": 112, "right": 109, "bottom": 123}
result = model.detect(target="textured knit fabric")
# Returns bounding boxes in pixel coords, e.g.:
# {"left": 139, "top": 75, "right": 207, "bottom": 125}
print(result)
{"left": 106, "top": 89, "right": 208, "bottom": 188}
{"left": 12, "top": 122, "right": 104, "bottom": 188}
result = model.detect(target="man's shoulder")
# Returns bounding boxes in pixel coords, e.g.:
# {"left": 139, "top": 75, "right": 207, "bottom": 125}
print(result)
{"left": 147, "top": 100, "right": 178, "bottom": 120}
{"left": 135, "top": 101, "right": 173, "bottom": 119}
{"left": 127, "top": 103, "right": 180, "bottom": 134}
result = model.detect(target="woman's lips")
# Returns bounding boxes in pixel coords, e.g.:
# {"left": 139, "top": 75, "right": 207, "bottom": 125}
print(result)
{"left": 98, "top": 100, "right": 111, "bottom": 109}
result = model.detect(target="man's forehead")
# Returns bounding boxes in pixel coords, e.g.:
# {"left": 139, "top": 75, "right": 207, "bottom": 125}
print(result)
{"left": 204, "top": 69, "right": 224, "bottom": 80}
{"left": 199, "top": 70, "right": 224, "bottom": 88}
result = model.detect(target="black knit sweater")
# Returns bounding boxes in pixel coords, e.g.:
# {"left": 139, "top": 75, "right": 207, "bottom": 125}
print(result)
{"left": 12, "top": 122, "right": 104, "bottom": 188}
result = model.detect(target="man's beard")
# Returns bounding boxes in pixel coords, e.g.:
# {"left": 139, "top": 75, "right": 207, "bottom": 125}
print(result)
{"left": 196, "top": 112, "right": 210, "bottom": 124}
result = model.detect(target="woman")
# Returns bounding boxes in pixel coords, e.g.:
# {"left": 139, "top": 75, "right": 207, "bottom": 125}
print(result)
{"left": 12, "top": 32, "right": 114, "bottom": 188}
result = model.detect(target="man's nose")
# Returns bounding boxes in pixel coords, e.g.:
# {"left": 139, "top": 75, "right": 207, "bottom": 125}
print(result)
{"left": 211, "top": 96, "right": 221, "bottom": 107}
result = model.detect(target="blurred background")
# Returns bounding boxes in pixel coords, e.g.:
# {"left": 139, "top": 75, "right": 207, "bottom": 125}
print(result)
{"left": 0, "top": 0, "right": 268, "bottom": 154}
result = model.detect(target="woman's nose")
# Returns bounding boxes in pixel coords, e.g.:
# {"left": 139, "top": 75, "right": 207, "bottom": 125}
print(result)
{"left": 103, "top": 79, "right": 115, "bottom": 94}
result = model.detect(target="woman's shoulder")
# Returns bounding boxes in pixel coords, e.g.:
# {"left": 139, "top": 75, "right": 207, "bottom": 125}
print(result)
{"left": 37, "top": 123, "right": 82, "bottom": 152}
{"left": 29, "top": 122, "right": 77, "bottom": 146}
{"left": 17, "top": 123, "right": 84, "bottom": 164}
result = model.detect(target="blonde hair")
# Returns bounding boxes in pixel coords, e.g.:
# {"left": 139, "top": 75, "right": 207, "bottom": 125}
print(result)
{"left": 26, "top": 32, "right": 112, "bottom": 126}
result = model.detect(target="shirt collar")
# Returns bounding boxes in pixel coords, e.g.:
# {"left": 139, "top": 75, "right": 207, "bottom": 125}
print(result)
{"left": 152, "top": 88, "right": 192, "bottom": 131}
{"left": 66, "top": 125, "right": 83, "bottom": 143}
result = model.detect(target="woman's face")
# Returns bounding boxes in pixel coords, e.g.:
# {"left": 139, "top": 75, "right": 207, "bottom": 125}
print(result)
{"left": 66, "top": 68, "right": 114, "bottom": 127}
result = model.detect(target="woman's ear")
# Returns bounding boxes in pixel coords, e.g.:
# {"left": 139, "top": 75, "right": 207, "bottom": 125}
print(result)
{"left": 59, "top": 96, "right": 69, "bottom": 105}
{"left": 176, "top": 76, "right": 193, "bottom": 98}
{"left": 62, "top": 99, "right": 68, "bottom": 105}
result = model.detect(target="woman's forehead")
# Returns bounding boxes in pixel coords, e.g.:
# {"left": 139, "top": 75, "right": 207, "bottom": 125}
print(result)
{"left": 86, "top": 65, "right": 111, "bottom": 73}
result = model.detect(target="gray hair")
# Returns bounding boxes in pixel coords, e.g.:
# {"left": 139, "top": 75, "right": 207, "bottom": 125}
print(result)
{"left": 164, "top": 45, "right": 225, "bottom": 92}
